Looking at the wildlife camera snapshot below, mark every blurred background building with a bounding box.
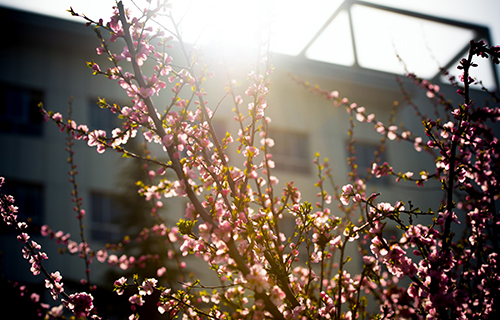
[0,0,498,318]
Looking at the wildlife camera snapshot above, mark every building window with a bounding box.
[90,192,123,243]
[269,129,311,174]
[0,180,44,230]
[88,99,121,135]
[0,83,44,136]
[353,142,389,185]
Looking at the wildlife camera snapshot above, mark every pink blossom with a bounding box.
[96,249,108,263]
[30,292,40,303]
[63,292,94,318]
[387,125,398,140]
[45,271,64,300]
[129,294,144,306]
[270,286,286,306]
[139,278,157,296]
[157,267,166,277]
[246,264,270,293]
[108,254,118,265]
[67,240,78,254]
[52,112,63,122]
[87,130,106,147]
[340,184,353,205]
[48,305,64,318]
[372,162,393,178]
[92,63,101,73]
[114,277,127,295]
[269,176,279,185]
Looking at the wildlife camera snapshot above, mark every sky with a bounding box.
[1,0,499,88]
[1,0,498,45]
[0,0,497,42]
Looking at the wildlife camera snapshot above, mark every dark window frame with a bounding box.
[268,128,311,175]
[88,98,122,135]
[0,179,44,231]
[0,83,44,136]
[351,141,390,186]
[89,192,124,243]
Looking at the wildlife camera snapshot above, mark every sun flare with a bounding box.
[165,0,343,54]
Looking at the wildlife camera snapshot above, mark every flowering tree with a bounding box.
[1,1,499,319]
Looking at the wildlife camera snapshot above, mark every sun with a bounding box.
[166,0,275,50]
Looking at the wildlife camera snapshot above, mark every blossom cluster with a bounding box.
[1,1,499,319]
[1,177,99,319]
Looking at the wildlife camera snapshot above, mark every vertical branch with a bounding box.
[116,2,287,317]
[66,98,92,288]
[442,43,473,256]
[336,237,348,320]
[117,1,213,226]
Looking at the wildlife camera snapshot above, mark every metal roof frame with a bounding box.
[297,0,499,90]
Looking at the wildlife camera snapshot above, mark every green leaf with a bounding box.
[177,218,197,236]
